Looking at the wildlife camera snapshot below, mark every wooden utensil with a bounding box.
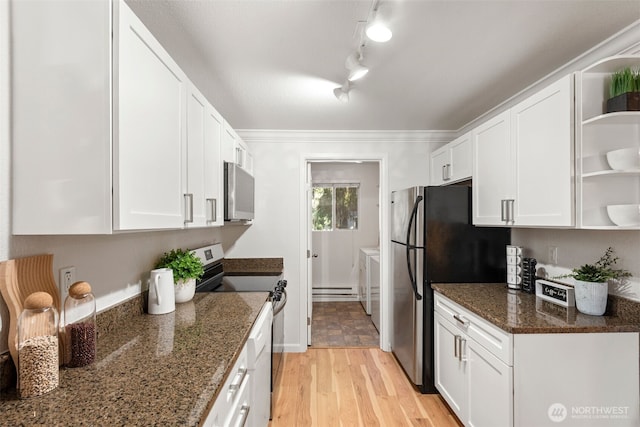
[0,254,61,366]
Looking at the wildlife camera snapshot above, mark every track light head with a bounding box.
[345,53,369,81]
[366,4,392,42]
[333,81,350,102]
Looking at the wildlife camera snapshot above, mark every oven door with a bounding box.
[270,288,286,419]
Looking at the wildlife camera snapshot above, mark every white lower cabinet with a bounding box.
[435,292,639,427]
[204,302,271,427]
[435,297,513,427]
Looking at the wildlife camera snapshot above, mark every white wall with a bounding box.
[0,0,10,354]
[230,134,447,352]
[311,162,379,298]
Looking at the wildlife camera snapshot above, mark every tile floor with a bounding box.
[311,301,380,347]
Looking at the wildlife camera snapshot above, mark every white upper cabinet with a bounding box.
[114,0,188,230]
[222,120,253,175]
[12,0,224,234]
[185,83,209,227]
[473,75,574,227]
[430,132,472,186]
[12,0,113,234]
[510,74,574,227]
[473,111,513,226]
[576,56,640,229]
[204,103,225,227]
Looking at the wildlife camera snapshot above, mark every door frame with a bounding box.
[299,153,390,351]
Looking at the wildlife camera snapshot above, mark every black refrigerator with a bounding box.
[391,185,510,393]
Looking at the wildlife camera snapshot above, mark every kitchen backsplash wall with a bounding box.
[512,229,640,302]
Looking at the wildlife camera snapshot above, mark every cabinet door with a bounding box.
[115,1,188,230]
[467,339,513,427]
[186,83,208,227]
[430,146,451,186]
[449,132,472,183]
[434,313,467,422]
[472,111,514,225]
[512,74,574,227]
[222,120,237,164]
[204,105,224,226]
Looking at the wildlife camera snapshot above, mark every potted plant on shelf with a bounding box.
[559,247,630,316]
[154,249,204,303]
[606,67,640,113]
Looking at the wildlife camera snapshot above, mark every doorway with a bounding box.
[303,157,387,349]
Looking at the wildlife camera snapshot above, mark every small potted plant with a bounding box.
[606,67,640,113]
[154,249,204,303]
[559,247,630,316]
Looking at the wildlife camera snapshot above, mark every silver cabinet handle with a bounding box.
[236,147,243,168]
[184,193,194,224]
[501,199,507,222]
[206,198,216,223]
[459,337,467,362]
[507,199,515,223]
[442,164,452,181]
[454,335,460,358]
[453,313,469,326]
[234,404,250,427]
[228,367,247,398]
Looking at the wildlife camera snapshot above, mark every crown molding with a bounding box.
[236,129,455,144]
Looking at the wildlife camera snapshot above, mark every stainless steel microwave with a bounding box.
[224,162,255,221]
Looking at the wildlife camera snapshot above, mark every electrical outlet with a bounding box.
[548,246,558,265]
[59,266,76,291]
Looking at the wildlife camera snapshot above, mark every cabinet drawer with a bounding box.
[225,371,251,427]
[435,293,512,365]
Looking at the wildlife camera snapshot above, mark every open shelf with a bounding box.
[583,111,640,126]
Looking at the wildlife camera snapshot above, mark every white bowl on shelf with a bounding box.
[606,148,640,171]
[606,204,640,227]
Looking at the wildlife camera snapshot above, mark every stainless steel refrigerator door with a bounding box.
[391,187,424,386]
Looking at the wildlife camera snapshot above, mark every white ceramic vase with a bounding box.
[573,279,608,316]
[174,278,196,304]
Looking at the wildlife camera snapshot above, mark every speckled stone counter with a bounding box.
[0,292,269,426]
[223,257,283,276]
[432,283,640,334]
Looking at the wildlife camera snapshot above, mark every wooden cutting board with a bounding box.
[0,254,62,366]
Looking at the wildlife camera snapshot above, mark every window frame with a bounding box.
[311,182,360,232]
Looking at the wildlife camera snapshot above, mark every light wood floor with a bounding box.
[269,348,463,427]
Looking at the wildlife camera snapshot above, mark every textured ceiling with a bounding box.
[127,0,640,131]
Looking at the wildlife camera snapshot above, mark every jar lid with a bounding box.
[69,281,92,298]
[24,291,53,309]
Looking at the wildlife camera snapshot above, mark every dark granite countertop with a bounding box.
[0,292,269,426]
[223,257,283,276]
[432,283,640,334]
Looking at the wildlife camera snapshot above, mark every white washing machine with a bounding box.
[358,247,380,315]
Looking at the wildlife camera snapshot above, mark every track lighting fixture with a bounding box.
[333,81,350,102]
[345,52,369,81]
[366,3,392,42]
[332,0,392,102]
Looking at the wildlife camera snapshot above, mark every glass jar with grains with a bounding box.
[17,291,59,398]
[63,281,97,368]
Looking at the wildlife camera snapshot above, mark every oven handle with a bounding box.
[273,289,287,316]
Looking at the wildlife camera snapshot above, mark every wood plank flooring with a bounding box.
[270,348,463,427]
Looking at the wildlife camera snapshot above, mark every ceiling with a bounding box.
[127,0,640,131]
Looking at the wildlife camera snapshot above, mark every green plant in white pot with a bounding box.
[154,249,204,303]
[561,247,630,316]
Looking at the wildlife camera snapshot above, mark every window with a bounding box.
[312,183,359,231]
